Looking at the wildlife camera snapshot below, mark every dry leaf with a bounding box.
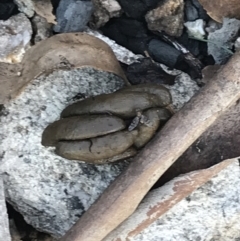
[198,0,240,22]
[0,32,127,104]
[33,0,57,24]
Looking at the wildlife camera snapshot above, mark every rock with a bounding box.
[122,57,176,85]
[54,0,93,33]
[0,68,127,237]
[208,18,240,64]
[148,39,181,68]
[0,13,32,63]
[90,0,122,29]
[184,0,199,21]
[13,0,56,24]
[32,14,53,43]
[0,178,11,241]
[0,40,199,238]
[163,69,200,110]
[235,37,240,51]
[0,32,130,237]
[33,0,56,25]
[133,159,240,241]
[14,0,35,17]
[184,0,209,21]
[103,158,238,241]
[184,19,206,39]
[205,19,222,33]
[145,0,184,37]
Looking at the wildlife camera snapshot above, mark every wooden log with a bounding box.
[59,52,240,241]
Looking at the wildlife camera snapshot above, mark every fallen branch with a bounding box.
[59,52,240,241]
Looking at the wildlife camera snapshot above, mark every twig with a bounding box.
[59,52,240,241]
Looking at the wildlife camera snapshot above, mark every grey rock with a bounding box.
[0,13,32,63]
[0,68,127,237]
[208,18,240,64]
[14,0,35,17]
[90,0,122,29]
[148,39,181,68]
[133,159,240,241]
[166,71,199,110]
[0,27,200,238]
[235,37,240,51]
[32,14,53,44]
[184,19,206,39]
[0,61,199,238]
[184,0,199,21]
[0,178,11,241]
[54,0,94,33]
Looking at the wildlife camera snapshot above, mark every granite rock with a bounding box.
[14,0,34,17]
[133,159,240,241]
[0,28,200,237]
[90,0,122,29]
[0,61,198,238]
[54,0,93,33]
[0,13,32,63]
[0,68,126,237]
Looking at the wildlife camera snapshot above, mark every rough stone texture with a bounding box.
[145,0,184,37]
[0,178,11,241]
[0,13,32,63]
[184,0,199,21]
[90,0,122,29]
[14,0,35,17]
[133,159,240,241]
[163,69,200,110]
[184,19,206,39]
[208,18,240,64]
[0,68,127,237]
[32,14,53,43]
[103,159,236,241]
[0,63,198,237]
[54,0,93,33]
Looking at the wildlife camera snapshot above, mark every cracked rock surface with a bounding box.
[133,159,240,241]
[0,68,127,237]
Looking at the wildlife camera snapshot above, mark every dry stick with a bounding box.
[59,52,240,241]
